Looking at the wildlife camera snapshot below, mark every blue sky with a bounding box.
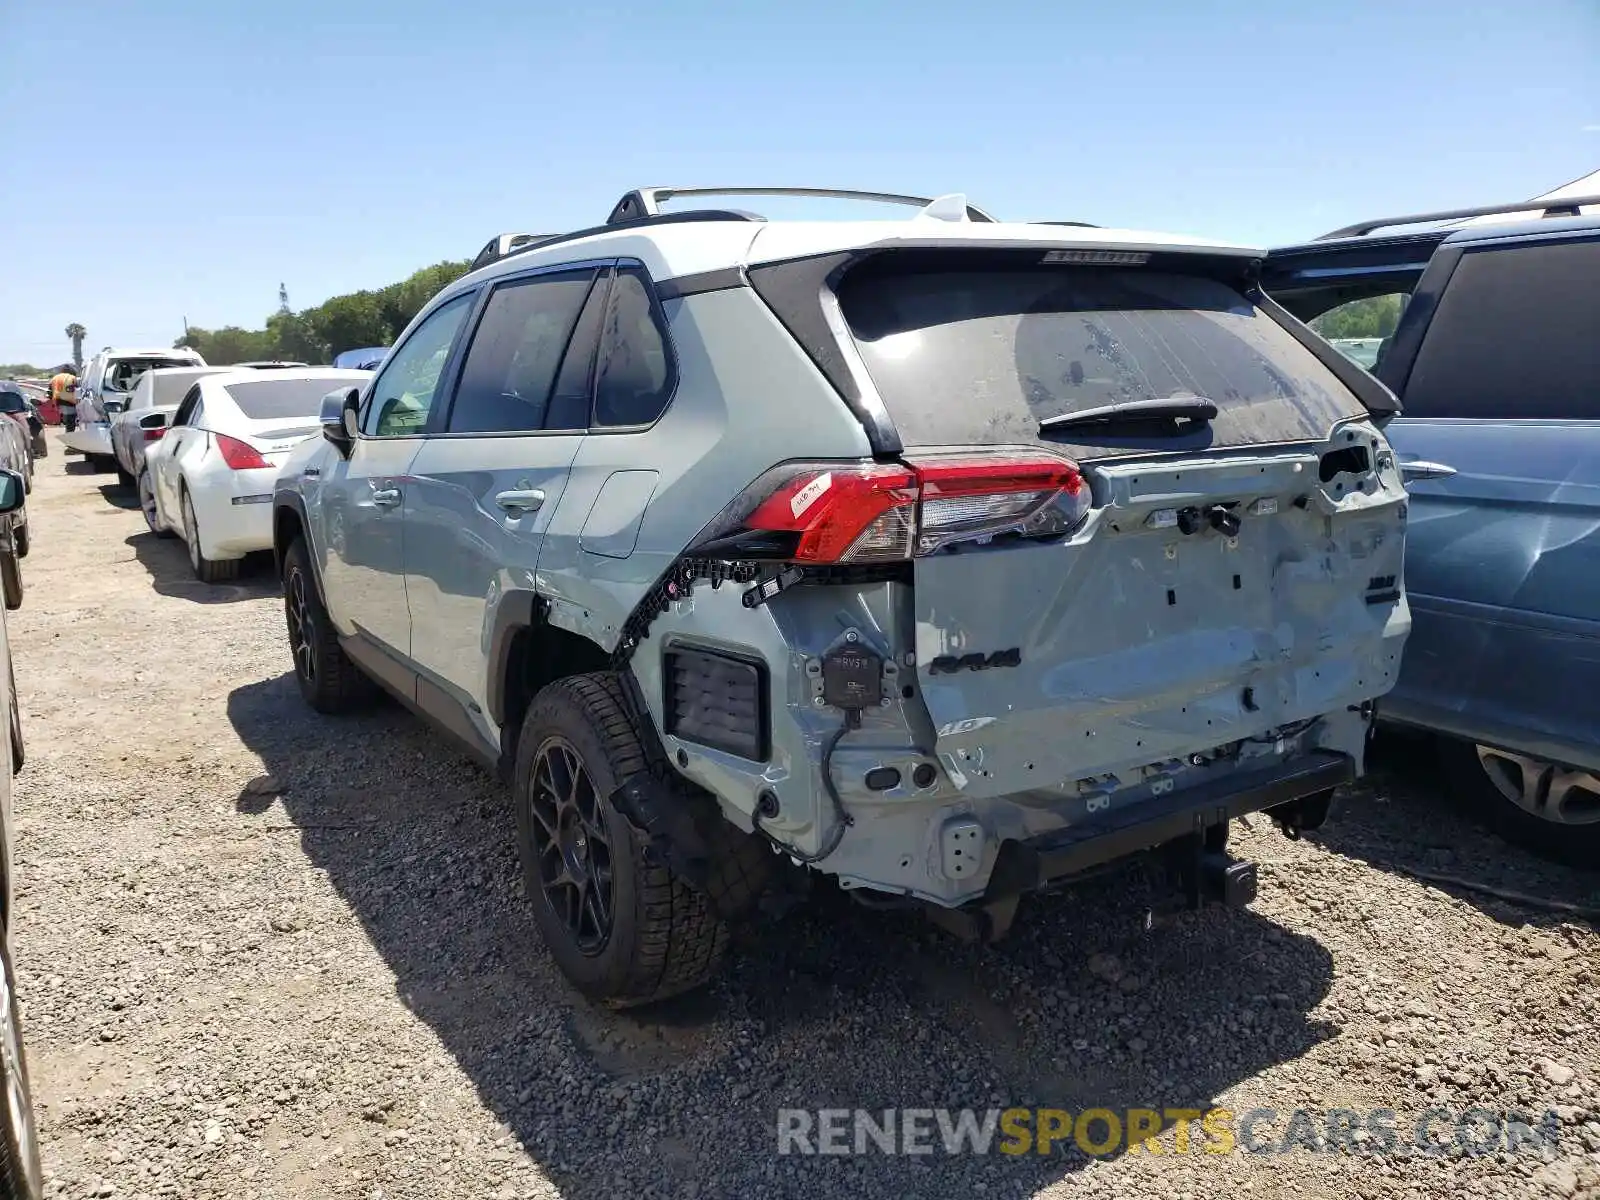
[1,0,1595,366]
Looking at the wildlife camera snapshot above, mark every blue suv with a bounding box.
[1266,193,1600,867]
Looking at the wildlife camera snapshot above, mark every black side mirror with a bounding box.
[321,387,361,457]
[0,470,22,516]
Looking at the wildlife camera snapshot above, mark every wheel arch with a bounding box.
[489,592,613,772]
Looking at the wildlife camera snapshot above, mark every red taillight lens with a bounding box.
[733,453,1087,564]
[214,433,269,470]
[142,428,165,442]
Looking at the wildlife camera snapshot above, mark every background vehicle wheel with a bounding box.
[114,463,134,489]
[137,471,170,539]
[0,553,20,612]
[513,673,727,1008]
[180,489,239,584]
[283,538,373,714]
[89,454,114,474]
[11,523,25,562]
[8,657,21,776]
[0,938,43,1199]
[1439,737,1600,869]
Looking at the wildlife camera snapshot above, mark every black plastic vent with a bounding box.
[664,648,770,762]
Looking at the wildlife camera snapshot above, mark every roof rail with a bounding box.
[605,187,997,225]
[469,232,560,272]
[1317,194,1600,240]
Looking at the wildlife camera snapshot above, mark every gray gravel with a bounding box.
[11,437,1600,1199]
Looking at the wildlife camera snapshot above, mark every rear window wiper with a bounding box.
[1038,396,1218,435]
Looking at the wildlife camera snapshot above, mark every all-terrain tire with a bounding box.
[283,537,375,715]
[514,673,728,1007]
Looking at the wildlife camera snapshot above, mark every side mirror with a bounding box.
[0,470,22,516]
[321,387,360,457]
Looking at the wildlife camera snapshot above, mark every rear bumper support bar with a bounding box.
[984,751,1354,898]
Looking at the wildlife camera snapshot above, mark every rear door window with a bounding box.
[446,269,597,434]
[1401,239,1600,419]
[592,268,676,428]
[837,255,1366,456]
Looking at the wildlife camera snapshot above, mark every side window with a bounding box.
[171,385,202,427]
[446,270,596,434]
[1309,294,1407,372]
[1403,239,1600,419]
[364,293,475,436]
[593,267,675,427]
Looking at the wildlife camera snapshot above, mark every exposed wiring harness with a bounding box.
[755,710,859,865]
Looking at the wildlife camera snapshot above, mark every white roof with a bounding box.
[200,367,372,390]
[458,215,1260,288]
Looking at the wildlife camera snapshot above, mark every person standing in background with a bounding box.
[49,369,78,431]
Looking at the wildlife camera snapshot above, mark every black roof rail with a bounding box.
[1317,194,1600,240]
[606,186,997,225]
[1037,220,1102,229]
[468,211,766,273]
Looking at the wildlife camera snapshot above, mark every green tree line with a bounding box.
[1309,294,1403,340]
[176,260,472,365]
[0,363,45,378]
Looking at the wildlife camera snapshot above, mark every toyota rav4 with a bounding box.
[273,186,1410,1007]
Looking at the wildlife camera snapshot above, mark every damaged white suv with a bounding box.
[274,187,1410,1006]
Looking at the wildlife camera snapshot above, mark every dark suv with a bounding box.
[1266,193,1600,866]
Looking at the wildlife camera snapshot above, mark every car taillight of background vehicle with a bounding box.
[214,433,270,470]
[143,428,166,442]
[732,453,1089,563]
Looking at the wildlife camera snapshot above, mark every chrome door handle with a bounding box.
[495,488,545,514]
[371,487,402,508]
[1400,460,1456,482]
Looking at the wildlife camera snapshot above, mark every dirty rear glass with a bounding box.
[838,262,1365,455]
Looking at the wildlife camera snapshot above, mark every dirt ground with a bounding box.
[9,432,1600,1199]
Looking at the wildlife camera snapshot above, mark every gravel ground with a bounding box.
[10,433,1600,1199]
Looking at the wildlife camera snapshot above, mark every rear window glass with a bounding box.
[838,263,1364,453]
[0,391,26,413]
[106,358,194,392]
[223,378,350,421]
[150,372,209,406]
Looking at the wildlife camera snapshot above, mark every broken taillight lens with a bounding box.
[712,452,1088,564]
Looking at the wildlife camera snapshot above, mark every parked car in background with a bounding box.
[67,346,207,471]
[0,466,42,1198]
[0,388,40,469]
[0,434,25,611]
[332,347,388,371]
[1265,192,1600,867]
[146,368,372,581]
[273,185,1409,1007]
[110,366,233,489]
[0,411,30,499]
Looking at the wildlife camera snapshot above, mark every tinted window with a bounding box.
[0,391,26,414]
[448,271,595,433]
[546,271,612,431]
[1402,239,1600,420]
[172,386,202,427]
[223,377,358,421]
[365,293,474,436]
[593,268,675,427]
[838,259,1365,456]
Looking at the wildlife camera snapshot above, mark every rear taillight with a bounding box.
[143,428,165,442]
[708,453,1088,564]
[214,433,269,470]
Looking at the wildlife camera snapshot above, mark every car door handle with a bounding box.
[371,487,402,508]
[1400,460,1457,482]
[495,489,545,515]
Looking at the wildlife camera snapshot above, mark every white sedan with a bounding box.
[144,368,372,582]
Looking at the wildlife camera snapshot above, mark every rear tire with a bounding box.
[180,488,239,584]
[115,463,134,489]
[0,552,20,612]
[1439,736,1600,869]
[513,673,728,1008]
[89,454,114,474]
[283,537,374,714]
[138,471,170,538]
[0,939,42,1199]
